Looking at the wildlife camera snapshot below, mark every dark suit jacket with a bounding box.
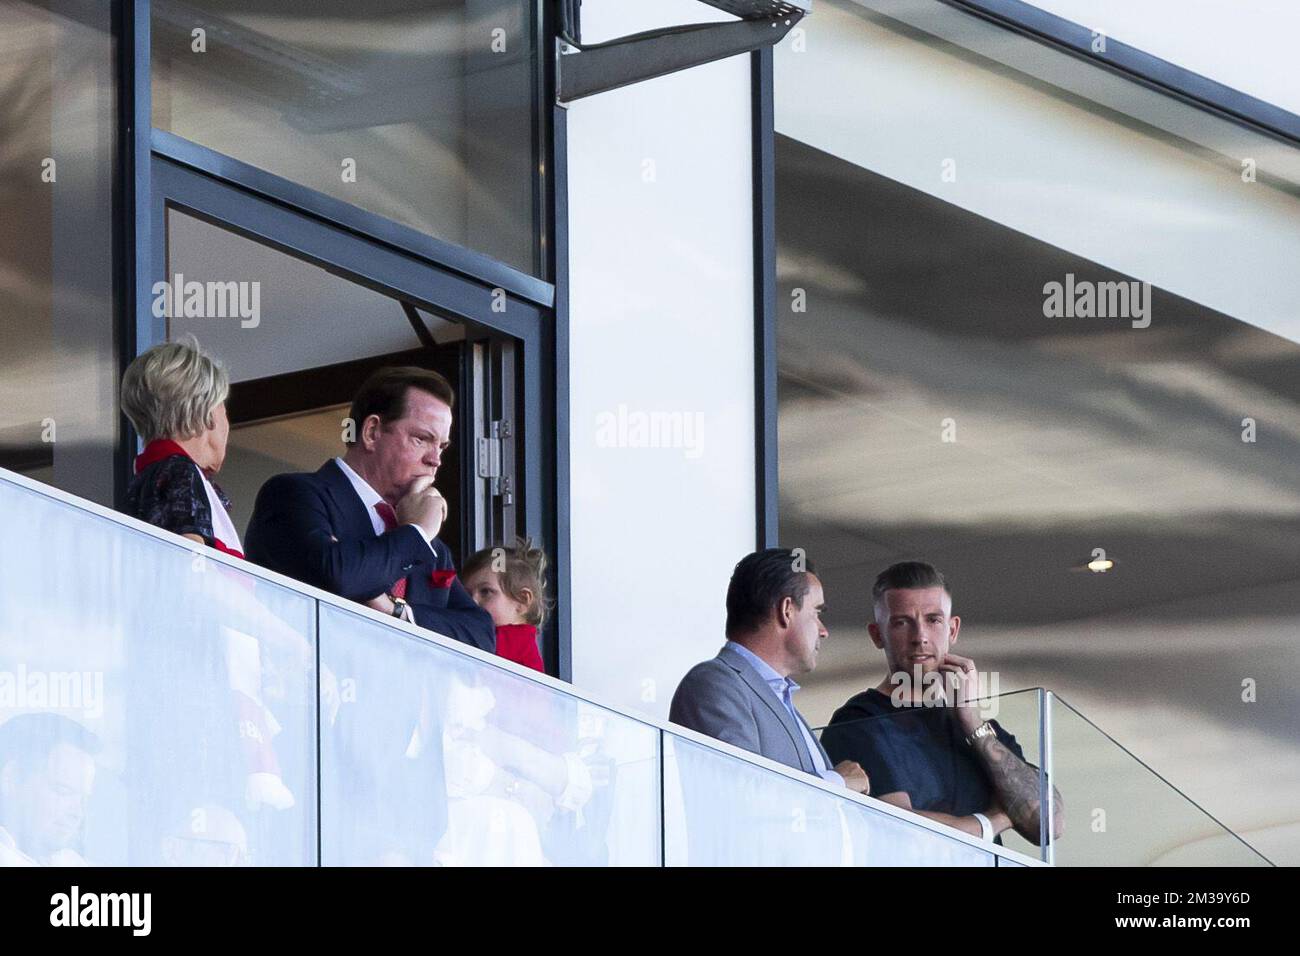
[670,641,833,777]
[244,460,495,652]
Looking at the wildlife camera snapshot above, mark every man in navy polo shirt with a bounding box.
[822,561,1062,846]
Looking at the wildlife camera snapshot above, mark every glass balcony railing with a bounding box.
[317,601,662,866]
[1045,694,1271,866]
[815,689,1272,866]
[0,465,1037,866]
[0,470,317,866]
[663,732,996,866]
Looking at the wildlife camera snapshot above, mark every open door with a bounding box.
[157,205,522,571]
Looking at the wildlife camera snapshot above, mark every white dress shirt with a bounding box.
[333,457,436,550]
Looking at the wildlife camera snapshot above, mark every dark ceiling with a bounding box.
[775,133,1300,628]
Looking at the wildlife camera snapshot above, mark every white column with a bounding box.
[565,0,758,718]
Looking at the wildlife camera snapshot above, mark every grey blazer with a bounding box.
[669,641,834,777]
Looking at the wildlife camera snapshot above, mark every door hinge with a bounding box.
[477,420,511,502]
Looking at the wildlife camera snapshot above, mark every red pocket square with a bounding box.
[430,570,457,589]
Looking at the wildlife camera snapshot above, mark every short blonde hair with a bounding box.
[120,338,229,443]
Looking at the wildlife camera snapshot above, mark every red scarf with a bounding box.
[134,439,244,559]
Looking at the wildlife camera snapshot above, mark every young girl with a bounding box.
[462,539,551,673]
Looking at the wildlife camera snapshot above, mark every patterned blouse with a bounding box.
[125,440,242,557]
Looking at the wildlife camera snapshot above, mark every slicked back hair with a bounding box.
[871,561,950,618]
[725,548,817,640]
[347,366,455,447]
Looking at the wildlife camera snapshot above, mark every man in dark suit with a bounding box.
[244,366,494,652]
[670,548,867,791]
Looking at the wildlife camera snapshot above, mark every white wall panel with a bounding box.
[566,1,757,717]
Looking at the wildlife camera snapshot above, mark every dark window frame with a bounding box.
[116,0,569,678]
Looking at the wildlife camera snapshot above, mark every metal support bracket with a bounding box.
[557,0,809,104]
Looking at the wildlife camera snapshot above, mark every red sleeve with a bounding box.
[495,626,545,672]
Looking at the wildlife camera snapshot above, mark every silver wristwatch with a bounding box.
[965,721,995,747]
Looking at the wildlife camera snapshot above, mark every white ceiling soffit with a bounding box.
[848,0,1300,187]
[1027,0,1300,118]
[775,0,1300,346]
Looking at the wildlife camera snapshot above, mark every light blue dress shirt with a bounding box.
[727,642,844,787]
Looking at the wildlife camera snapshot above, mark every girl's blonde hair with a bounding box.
[463,537,552,628]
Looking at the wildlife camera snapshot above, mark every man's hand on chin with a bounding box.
[939,652,984,736]
[396,476,447,540]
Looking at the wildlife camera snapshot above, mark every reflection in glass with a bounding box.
[152,0,539,274]
[1048,695,1269,866]
[663,734,994,866]
[0,0,117,505]
[319,603,661,866]
[0,475,317,866]
[776,0,1300,863]
[165,210,428,386]
[0,474,1050,867]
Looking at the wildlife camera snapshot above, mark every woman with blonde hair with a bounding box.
[120,337,241,556]
[120,339,298,812]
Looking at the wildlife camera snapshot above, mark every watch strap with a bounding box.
[965,720,995,747]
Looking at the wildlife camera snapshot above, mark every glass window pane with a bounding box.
[164,209,428,383]
[152,0,539,275]
[775,0,1300,863]
[0,473,317,866]
[319,603,661,866]
[0,0,117,505]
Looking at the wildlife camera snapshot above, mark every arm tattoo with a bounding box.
[972,736,1064,844]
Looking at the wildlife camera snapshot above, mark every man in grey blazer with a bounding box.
[670,549,869,793]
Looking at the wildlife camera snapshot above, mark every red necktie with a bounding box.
[373,502,408,599]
